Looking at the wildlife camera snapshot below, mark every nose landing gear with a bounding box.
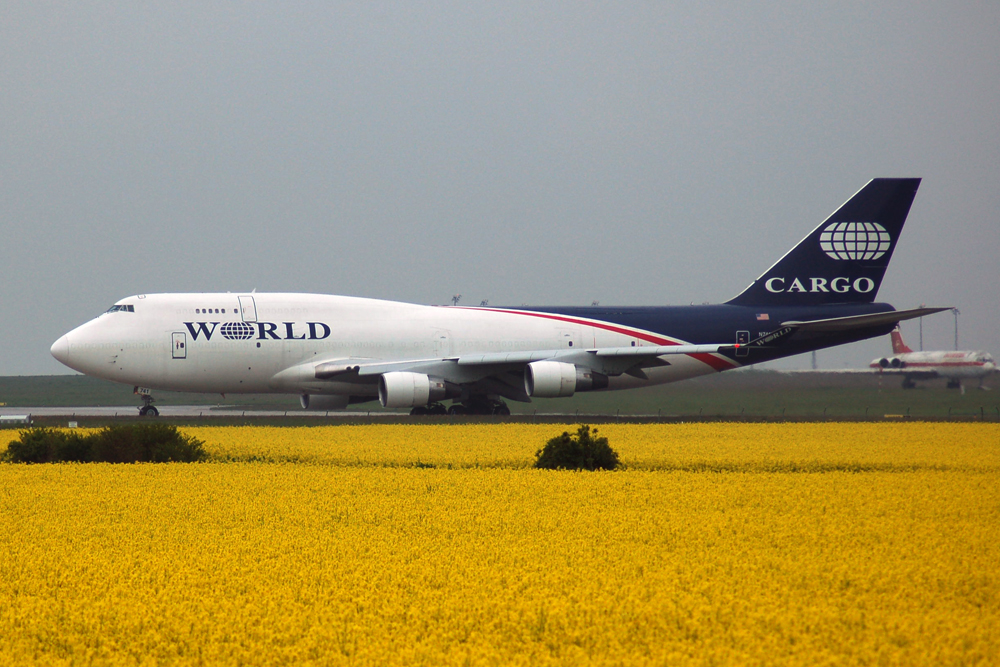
[134,387,159,417]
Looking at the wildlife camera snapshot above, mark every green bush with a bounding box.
[3,428,89,463]
[534,425,620,471]
[4,424,206,463]
[90,424,207,463]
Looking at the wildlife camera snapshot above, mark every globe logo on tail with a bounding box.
[819,222,891,260]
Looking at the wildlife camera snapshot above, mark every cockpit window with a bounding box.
[105,304,135,313]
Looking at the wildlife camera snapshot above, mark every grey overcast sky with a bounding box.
[2,2,998,376]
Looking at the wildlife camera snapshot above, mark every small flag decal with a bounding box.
[756,313,769,321]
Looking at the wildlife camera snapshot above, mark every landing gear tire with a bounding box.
[410,406,429,416]
[901,378,916,390]
[427,403,447,415]
[453,398,510,416]
[138,392,158,417]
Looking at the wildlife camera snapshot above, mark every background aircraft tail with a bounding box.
[727,178,921,307]
[890,326,914,354]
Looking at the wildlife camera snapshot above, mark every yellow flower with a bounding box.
[0,423,997,665]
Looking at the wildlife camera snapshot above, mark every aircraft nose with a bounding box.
[51,334,71,366]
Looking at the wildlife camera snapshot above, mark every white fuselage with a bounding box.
[51,293,726,398]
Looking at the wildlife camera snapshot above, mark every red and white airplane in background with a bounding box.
[871,327,997,392]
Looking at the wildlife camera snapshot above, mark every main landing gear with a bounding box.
[410,399,511,416]
[409,403,448,416]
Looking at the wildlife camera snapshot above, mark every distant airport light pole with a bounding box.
[919,303,925,351]
[952,308,960,350]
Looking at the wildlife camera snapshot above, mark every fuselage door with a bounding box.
[238,296,258,323]
[433,329,453,358]
[558,328,581,349]
[172,332,187,359]
[736,330,750,357]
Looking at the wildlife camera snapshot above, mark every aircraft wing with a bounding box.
[277,306,951,402]
[316,343,736,379]
[455,343,735,367]
[870,368,941,379]
[276,342,739,403]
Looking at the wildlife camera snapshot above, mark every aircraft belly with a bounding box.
[605,355,724,390]
[942,365,989,379]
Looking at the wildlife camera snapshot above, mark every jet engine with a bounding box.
[878,358,905,369]
[378,372,460,408]
[524,361,609,398]
[300,394,351,410]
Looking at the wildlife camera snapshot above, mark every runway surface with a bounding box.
[0,406,380,418]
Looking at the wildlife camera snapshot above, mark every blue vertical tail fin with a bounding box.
[726,178,920,307]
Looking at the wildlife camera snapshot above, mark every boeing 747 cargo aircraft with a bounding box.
[52,178,947,415]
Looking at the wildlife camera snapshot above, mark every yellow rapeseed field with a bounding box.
[1,423,998,665]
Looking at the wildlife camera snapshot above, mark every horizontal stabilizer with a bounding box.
[781,306,950,332]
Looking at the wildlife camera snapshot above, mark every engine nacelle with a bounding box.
[378,372,459,408]
[300,394,351,410]
[524,361,608,398]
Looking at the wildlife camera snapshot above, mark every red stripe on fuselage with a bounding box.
[897,361,986,368]
[688,352,737,372]
[449,307,738,371]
